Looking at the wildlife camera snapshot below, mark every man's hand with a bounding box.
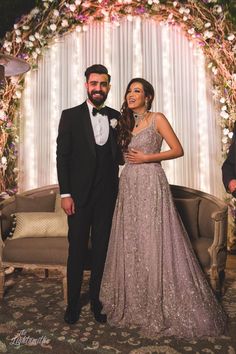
[228,179,236,193]
[61,197,75,215]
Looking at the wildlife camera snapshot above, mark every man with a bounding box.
[222,127,236,197]
[56,64,121,325]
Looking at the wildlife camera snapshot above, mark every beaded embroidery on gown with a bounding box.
[100,113,227,339]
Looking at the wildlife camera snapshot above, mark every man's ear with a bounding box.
[85,82,88,90]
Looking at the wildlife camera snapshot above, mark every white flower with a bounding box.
[15,29,21,36]
[212,66,218,75]
[204,22,211,28]
[1,156,7,165]
[69,4,76,12]
[223,128,229,135]
[204,30,214,39]
[221,105,227,111]
[0,110,7,120]
[75,0,81,5]
[220,111,229,119]
[16,37,22,43]
[29,35,35,42]
[25,41,34,48]
[188,28,195,35]
[228,132,234,139]
[62,19,69,27]
[30,8,40,16]
[53,9,59,17]
[228,34,235,41]
[15,90,22,98]
[110,119,118,129]
[50,24,57,31]
[35,32,40,39]
[3,41,12,48]
[23,25,30,30]
[222,136,228,144]
[220,97,226,103]
[173,1,178,7]
[213,5,222,14]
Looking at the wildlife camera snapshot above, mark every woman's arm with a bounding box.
[125,113,184,164]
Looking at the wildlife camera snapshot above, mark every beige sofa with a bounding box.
[0,184,228,300]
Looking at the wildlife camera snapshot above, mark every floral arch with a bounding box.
[0,0,235,195]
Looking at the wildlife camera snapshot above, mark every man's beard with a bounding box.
[87,90,108,107]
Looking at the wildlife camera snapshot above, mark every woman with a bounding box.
[100,78,227,338]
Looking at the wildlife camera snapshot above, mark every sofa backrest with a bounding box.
[170,184,227,240]
[0,185,59,239]
[1,184,227,242]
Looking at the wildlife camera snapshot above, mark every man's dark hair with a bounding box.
[84,64,111,83]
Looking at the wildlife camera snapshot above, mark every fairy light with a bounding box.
[49,41,60,185]
[161,23,173,180]
[72,30,84,106]
[20,72,36,190]
[132,16,142,77]
[196,47,210,192]
[104,21,112,106]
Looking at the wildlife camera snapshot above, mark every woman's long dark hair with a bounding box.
[117,78,155,151]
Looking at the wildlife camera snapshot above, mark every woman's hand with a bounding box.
[125,149,147,164]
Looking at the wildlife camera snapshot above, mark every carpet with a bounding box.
[0,269,236,354]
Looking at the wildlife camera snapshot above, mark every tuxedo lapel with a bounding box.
[106,109,117,160]
[80,102,96,156]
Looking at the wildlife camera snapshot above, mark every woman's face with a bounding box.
[126,82,146,113]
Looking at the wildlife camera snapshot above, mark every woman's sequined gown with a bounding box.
[100,113,227,339]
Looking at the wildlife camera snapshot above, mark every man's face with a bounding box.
[85,73,110,107]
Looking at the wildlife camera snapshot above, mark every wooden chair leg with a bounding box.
[0,267,5,299]
[209,265,222,295]
[45,269,49,278]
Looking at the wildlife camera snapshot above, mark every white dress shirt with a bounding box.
[61,101,109,198]
[87,100,109,146]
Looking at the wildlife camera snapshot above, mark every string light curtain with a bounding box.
[20,18,223,197]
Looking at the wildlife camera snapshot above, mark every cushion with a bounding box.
[174,197,201,241]
[15,192,56,212]
[10,209,68,239]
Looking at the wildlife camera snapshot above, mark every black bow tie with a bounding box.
[92,107,107,116]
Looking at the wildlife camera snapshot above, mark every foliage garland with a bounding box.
[0,0,235,195]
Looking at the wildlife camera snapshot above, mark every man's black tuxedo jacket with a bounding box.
[222,136,236,192]
[56,101,121,207]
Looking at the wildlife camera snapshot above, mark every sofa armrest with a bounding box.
[208,211,227,264]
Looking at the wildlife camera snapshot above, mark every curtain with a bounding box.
[20,18,223,198]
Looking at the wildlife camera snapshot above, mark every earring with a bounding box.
[145,99,148,110]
